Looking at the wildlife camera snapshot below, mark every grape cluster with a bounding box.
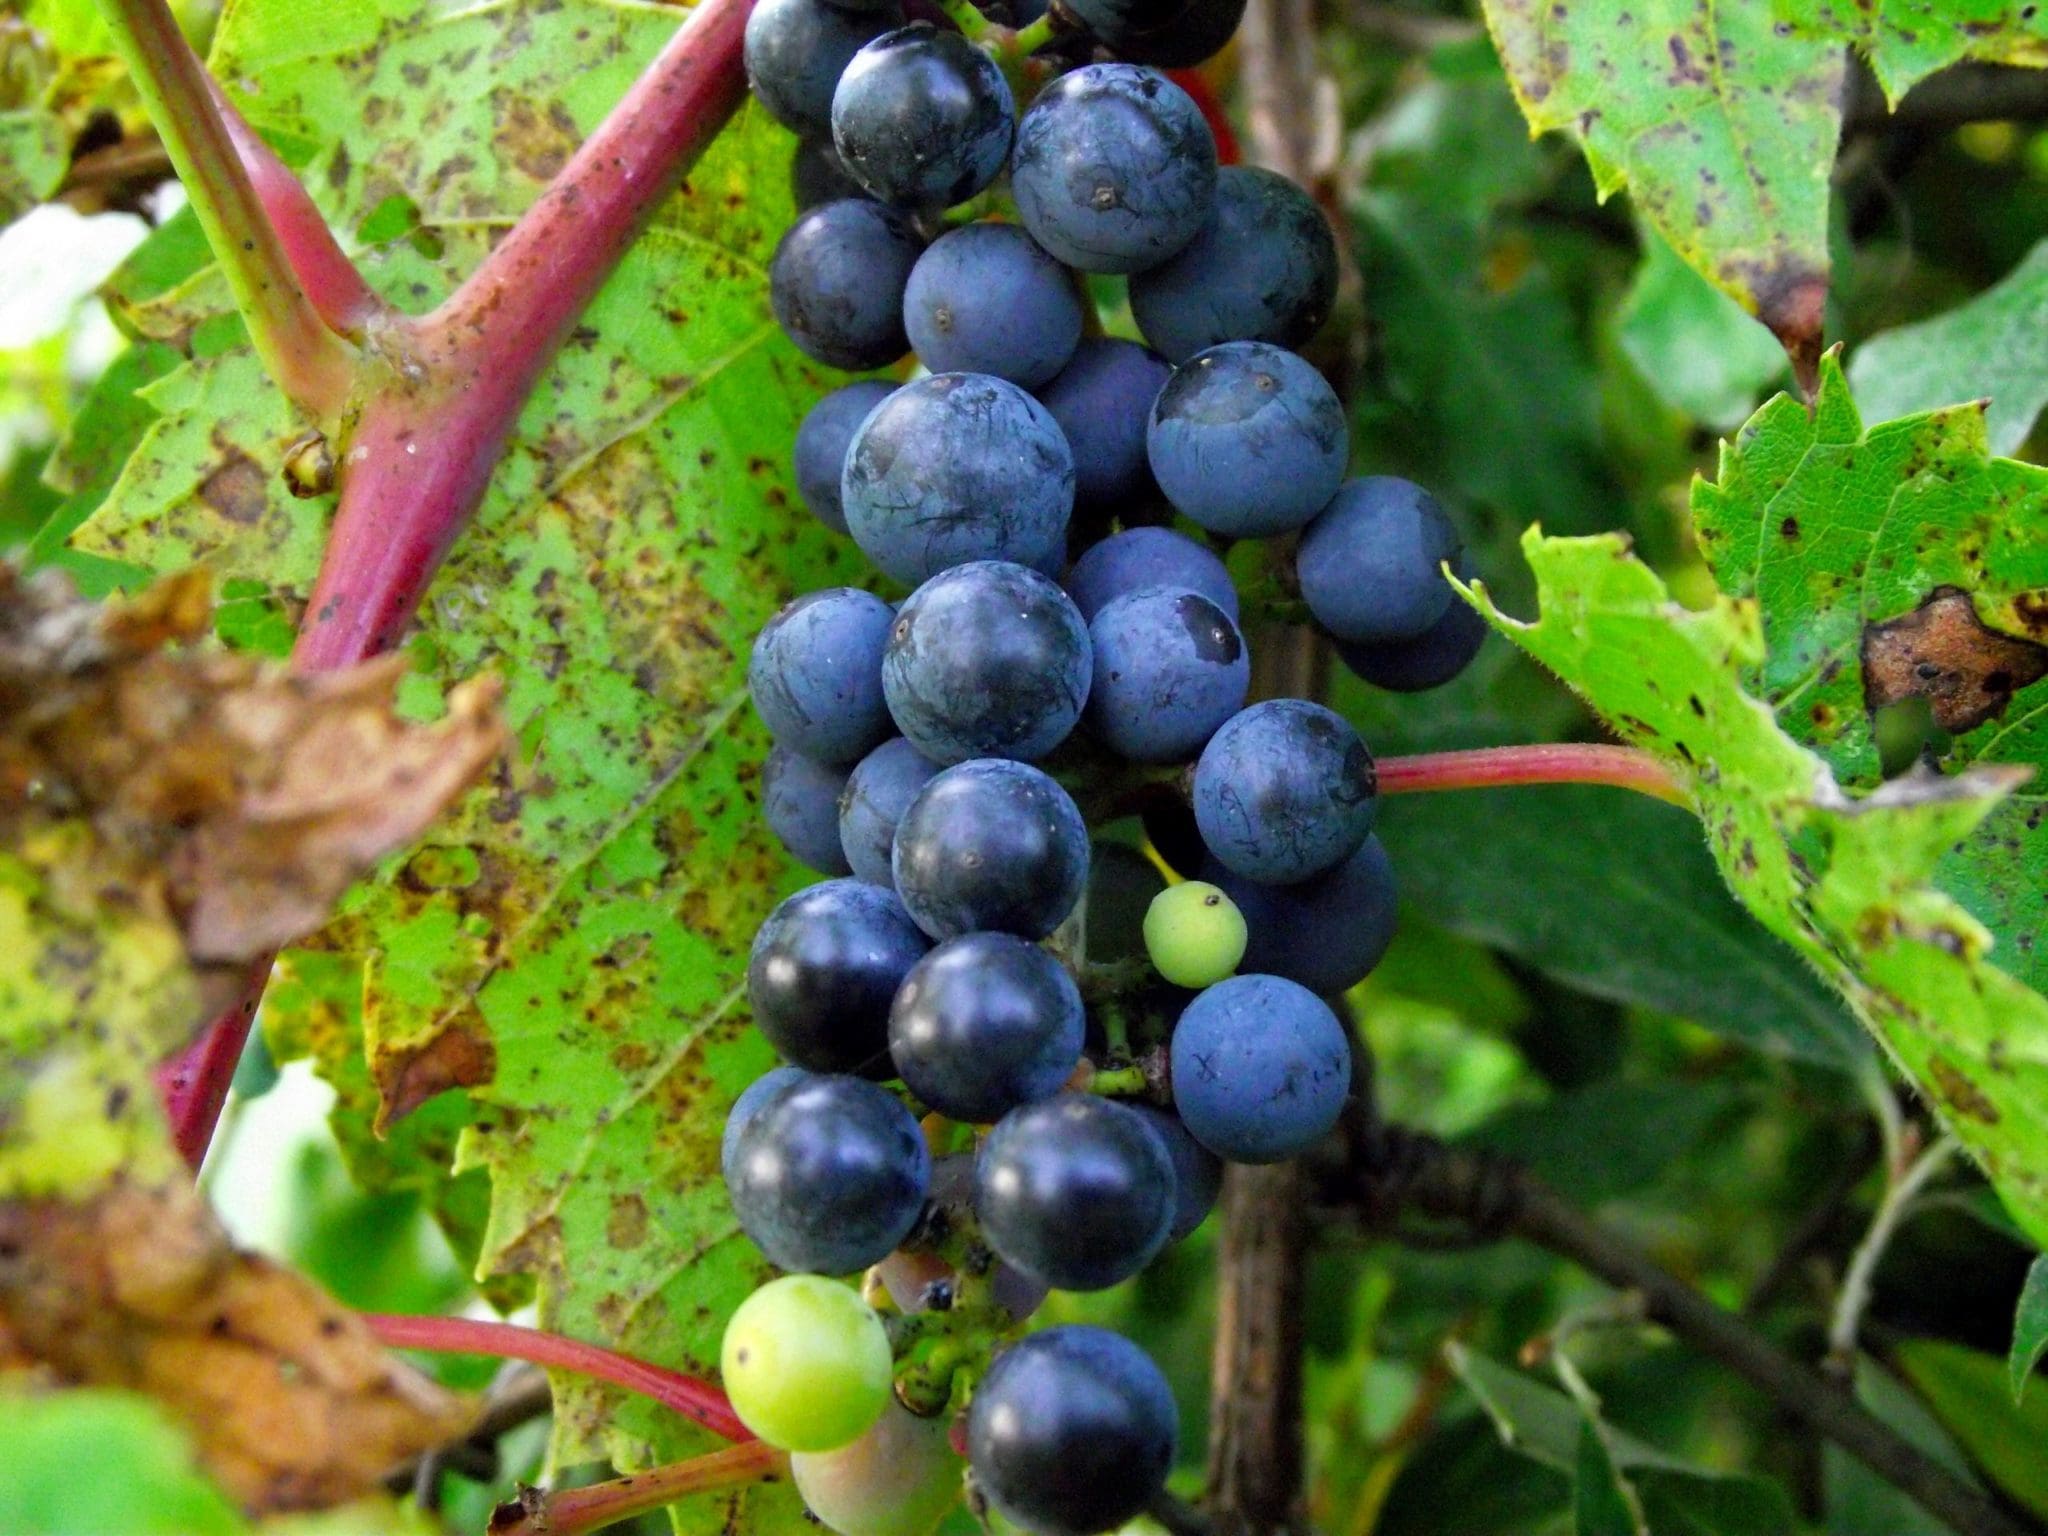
[720,4,1483,1531]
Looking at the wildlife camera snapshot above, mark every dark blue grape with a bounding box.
[1192,699,1375,883]
[1298,476,1462,644]
[1201,834,1397,996]
[1170,973,1351,1162]
[770,199,923,370]
[790,137,869,211]
[794,381,893,534]
[749,587,894,766]
[975,1094,1174,1290]
[721,1065,810,1184]
[1147,342,1347,537]
[1085,585,1248,763]
[744,0,902,137]
[1061,0,1183,46]
[842,376,1074,586]
[1035,339,1173,514]
[838,736,943,887]
[967,1328,1176,1536]
[725,1073,932,1274]
[832,25,1015,208]
[748,879,930,1073]
[763,746,854,875]
[882,561,1091,763]
[1129,166,1338,362]
[889,932,1084,1121]
[892,759,1088,940]
[1334,572,1486,692]
[1010,64,1217,274]
[904,224,1084,387]
[1129,1104,1223,1240]
[1063,525,1236,623]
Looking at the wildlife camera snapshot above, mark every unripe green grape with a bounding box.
[791,1396,963,1536]
[721,1276,893,1452]
[1142,881,1247,988]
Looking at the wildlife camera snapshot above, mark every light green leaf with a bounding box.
[1848,238,2048,458]
[1477,0,1842,363]
[1774,0,2048,102]
[2012,1254,2048,1402]
[1690,352,2048,992]
[1618,230,1789,431]
[1463,525,2048,1246]
[69,0,853,1524]
[0,1389,244,1536]
[0,110,67,225]
[1895,1339,2048,1518]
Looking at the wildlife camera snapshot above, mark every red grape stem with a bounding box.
[138,0,759,1168]
[1376,744,1689,807]
[486,1440,788,1536]
[363,1312,752,1443]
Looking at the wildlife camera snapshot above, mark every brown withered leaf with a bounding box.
[1862,587,2048,735]
[0,1174,474,1512]
[0,563,506,969]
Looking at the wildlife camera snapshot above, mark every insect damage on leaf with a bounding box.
[0,563,507,984]
[1862,588,2048,734]
[0,1174,474,1513]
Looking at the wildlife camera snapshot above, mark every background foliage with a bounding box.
[2,0,2047,1532]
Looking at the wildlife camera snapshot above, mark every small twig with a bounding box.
[1826,1132,1961,1374]
[364,1312,750,1443]
[1323,1124,2042,1536]
[94,0,359,418]
[487,1440,787,1536]
[386,1366,554,1495]
[1376,745,1690,808]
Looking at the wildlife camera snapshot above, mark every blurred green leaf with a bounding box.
[1896,1339,2048,1518]
[2012,1254,2048,1402]
[1376,785,1867,1069]
[1573,1422,1641,1536]
[1465,1078,1742,1204]
[1467,521,2048,1245]
[1479,0,1841,359]
[0,110,65,225]
[1848,238,2048,458]
[1618,231,1788,431]
[0,1389,243,1536]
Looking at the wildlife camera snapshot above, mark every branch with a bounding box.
[364,1312,751,1443]
[208,79,379,334]
[1321,1125,2043,1536]
[487,1441,787,1536]
[94,0,359,419]
[1376,744,1690,808]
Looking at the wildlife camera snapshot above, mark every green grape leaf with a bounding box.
[1462,525,2048,1246]
[67,0,857,1522]
[1689,352,2048,992]
[1774,0,2048,102]
[1848,238,2048,459]
[2011,1254,2048,1403]
[1477,0,1843,370]
[1618,229,1789,432]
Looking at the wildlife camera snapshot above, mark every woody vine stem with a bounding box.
[91,5,2010,1536]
